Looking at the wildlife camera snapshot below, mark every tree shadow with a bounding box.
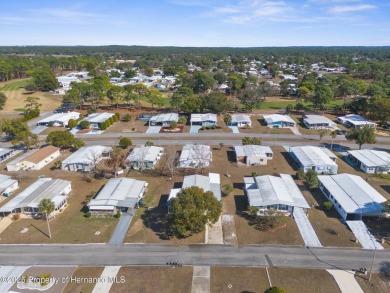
[30,223,50,239]
[379,261,390,280]
[379,185,390,196]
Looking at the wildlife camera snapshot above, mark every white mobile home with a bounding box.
[289,146,338,174]
[263,114,296,128]
[7,146,60,172]
[126,146,164,170]
[337,114,376,129]
[303,115,337,129]
[234,145,273,166]
[179,144,212,168]
[149,113,178,126]
[318,174,386,220]
[61,145,111,172]
[0,178,71,216]
[83,112,115,130]
[348,150,390,174]
[0,148,16,163]
[228,114,252,127]
[88,178,147,216]
[245,174,310,214]
[169,173,221,201]
[0,174,19,198]
[37,112,81,127]
[190,113,217,126]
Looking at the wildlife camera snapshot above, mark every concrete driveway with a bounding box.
[108,213,133,245]
[293,207,322,247]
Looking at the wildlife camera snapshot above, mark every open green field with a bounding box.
[0,79,31,91]
[261,99,344,110]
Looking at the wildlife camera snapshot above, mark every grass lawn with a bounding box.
[63,266,104,293]
[0,79,31,91]
[110,266,193,293]
[211,267,270,293]
[268,268,342,293]
[355,272,390,293]
[260,99,345,111]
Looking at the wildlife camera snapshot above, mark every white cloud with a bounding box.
[329,4,376,13]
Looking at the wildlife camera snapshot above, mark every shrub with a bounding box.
[86,177,92,183]
[178,116,187,125]
[251,171,258,177]
[169,121,177,129]
[68,119,77,129]
[108,117,114,125]
[115,112,120,120]
[119,137,132,149]
[100,121,107,130]
[112,115,118,122]
[39,273,52,286]
[53,160,62,169]
[123,114,132,122]
[296,169,305,180]
[114,210,121,218]
[323,201,333,211]
[305,169,319,189]
[12,213,21,221]
[79,120,90,129]
[84,211,91,218]
[222,184,233,196]
[264,287,288,293]
[145,141,154,146]
[87,107,96,114]
[78,114,84,121]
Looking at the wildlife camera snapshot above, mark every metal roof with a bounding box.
[88,178,147,209]
[245,174,310,208]
[318,174,386,214]
[234,145,273,158]
[84,112,115,124]
[338,114,376,127]
[190,113,217,123]
[303,115,336,126]
[179,144,211,167]
[0,174,16,194]
[0,148,14,158]
[149,113,178,123]
[38,112,80,124]
[231,114,251,124]
[126,146,164,162]
[0,178,71,212]
[290,146,337,167]
[62,145,112,165]
[168,173,221,201]
[263,114,295,124]
[348,150,390,167]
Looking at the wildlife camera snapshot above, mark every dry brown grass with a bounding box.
[63,267,104,293]
[355,272,390,293]
[110,266,193,293]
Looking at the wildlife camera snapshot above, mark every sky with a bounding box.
[0,0,389,47]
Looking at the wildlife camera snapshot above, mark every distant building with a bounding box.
[87,178,148,217]
[149,113,179,126]
[0,148,17,163]
[303,115,337,129]
[61,145,111,172]
[0,174,19,198]
[190,113,217,127]
[234,145,273,166]
[337,114,376,129]
[289,146,338,174]
[263,114,296,128]
[84,112,115,130]
[7,146,60,172]
[318,174,387,221]
[0,178,71,216]
[228,114,252,127]
[37,112,81,127]
[169,173,221,201]
[245,174,310,214]
[179,144,212,168]
[348,150,390,174]
[126,146,164,170]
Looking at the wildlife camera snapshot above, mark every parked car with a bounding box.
[336,130,347,135]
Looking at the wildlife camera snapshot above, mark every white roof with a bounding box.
[38,112,80,124]
[338,114,376,126]
[0,178,71,212]
[348,150,390,168]
[62,145,112,165]
[190,113,217,123]
[231,114,251,124]
[169,173,221,201]
[0,148,14,157]
[179,144,211,166]
[263,114,295,124]
[290,146,337,167]
[246,174,310,208]
[84,112,115,124]
[318,174,386,214]
[0,174,17,194]
[149,113,178,123]
[88,178,147,208]
[126,146,164,162]
[234,145,273,158]
[57,76,80,83]
[303,115,336,126]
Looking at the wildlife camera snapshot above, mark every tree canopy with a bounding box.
[46,131,85,149]
[345,126,376,150]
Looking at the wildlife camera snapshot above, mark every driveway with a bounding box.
[92,266,121,293]
[0,266,30,292]
[146,126,161,134]
[108,213,133,245]
[31,125,47,134]
[228,126,239,133]
[189,125,202,134]
[293,207,322,247]
[205,216,223,244]
[191,266,210,293]
[346,221,384,250]
[327,270,364,293]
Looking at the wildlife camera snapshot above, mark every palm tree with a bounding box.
[330,130,337,150]
[38,199,55,239]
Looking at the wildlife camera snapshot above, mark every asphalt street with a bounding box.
[0,244,389,272]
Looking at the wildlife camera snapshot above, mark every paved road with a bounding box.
[0,244,388,272]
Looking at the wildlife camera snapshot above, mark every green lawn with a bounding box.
[261,99,344,110]
[0,79,31,91]
[139,95,171,108]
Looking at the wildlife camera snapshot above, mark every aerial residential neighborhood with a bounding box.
[0,1,389,293]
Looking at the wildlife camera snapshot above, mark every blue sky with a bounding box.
[0,0,389,46]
